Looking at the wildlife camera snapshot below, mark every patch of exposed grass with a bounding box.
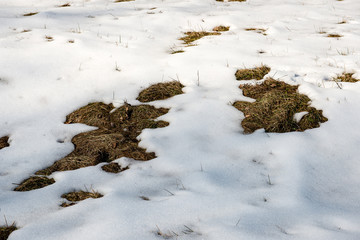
[233,78,328,133]
[114,0,134,2]
[58,3,71,7]
[235,65,271,80]
[45,35,54,42]
[213,25,230,32]
[14,176,55,191]
[65,102,114,128]
[137,81,184,102]
[245,28,267,35]
[17,83,184,191]
[23,12,38,17]
[36,104,168,176]
[327,33,342,38]
[179,31,220,45]
[0,136,9,150]
[171,50,184,54]
[61,190,103,207]
[0,223,17,240]
[101,162,129,173]
[334,72,359,82]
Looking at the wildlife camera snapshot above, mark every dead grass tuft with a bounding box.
[137,81,184,102]
[327,33,342,38]
[235,65,271,80]
[213,26,230,32]
[17,83,183,191]
[171,50,184,54]
[14,176,55,191]
[45,35,54,42]
[0,224,17,240]
[233,78,328,133]
[58,3,71,7]
[334,72,359,82]
[179,31,221,45]
[65,102,114,128]
[61,190,103,207]
[0,136,10,150]
[245,28,267,35]
[101,162,129,173]
[114,0,134,2]
[23,12,38,17]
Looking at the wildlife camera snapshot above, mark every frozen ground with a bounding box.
[1,0,360,239]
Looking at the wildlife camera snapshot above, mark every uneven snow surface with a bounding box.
[1,0,360,239]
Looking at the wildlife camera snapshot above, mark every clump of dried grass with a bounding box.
[136,81,184,102]
[16,82,184,191]
[61,190,103,207]
[179,31,221,45]
[334,72,358,82]
[327,33,342,38]
[101,162,129,173]
[23,12,38,17]
[213,26,230,32]
[233,78,328,133]
[0,223,17,240]
[14,176,55,191]
[0,136,9,150]
[65,102,114,128]
[235,65,271,80]
[245,28,267,35]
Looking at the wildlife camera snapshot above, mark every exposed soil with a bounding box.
[14,82,184,191]
[233,78,328,133]
[0,136,9,150]
[235,65,271,80]
[61,190,103,207]
[0,224,17,240]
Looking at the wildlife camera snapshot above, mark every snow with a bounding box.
[1,0,360,239]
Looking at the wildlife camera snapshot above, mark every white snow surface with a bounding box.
[1,0,360,239]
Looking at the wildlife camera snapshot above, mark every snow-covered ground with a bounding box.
[1,0,360,239]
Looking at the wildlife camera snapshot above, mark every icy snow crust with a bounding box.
[1,0,360,239]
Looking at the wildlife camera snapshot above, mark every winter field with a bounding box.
[1,0,360,239]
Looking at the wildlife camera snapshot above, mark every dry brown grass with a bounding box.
[235,65,271,80]
[327,33,342,38]
[101,162,129,173]
[334,72,359,82]
[179,31,221,45]
[23,12,38,16]
[233,78,328,133]
[114,0,134,2]
[245,28,267,35]
[137,81,184,102]
[16,83,184,191]
[0,136,9,150]
[14,176,55,191]
[0,224,17,240]
[61,190,103,207]
[58,3,71,7]
[65,102,114,128]
[213,26,230,32]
